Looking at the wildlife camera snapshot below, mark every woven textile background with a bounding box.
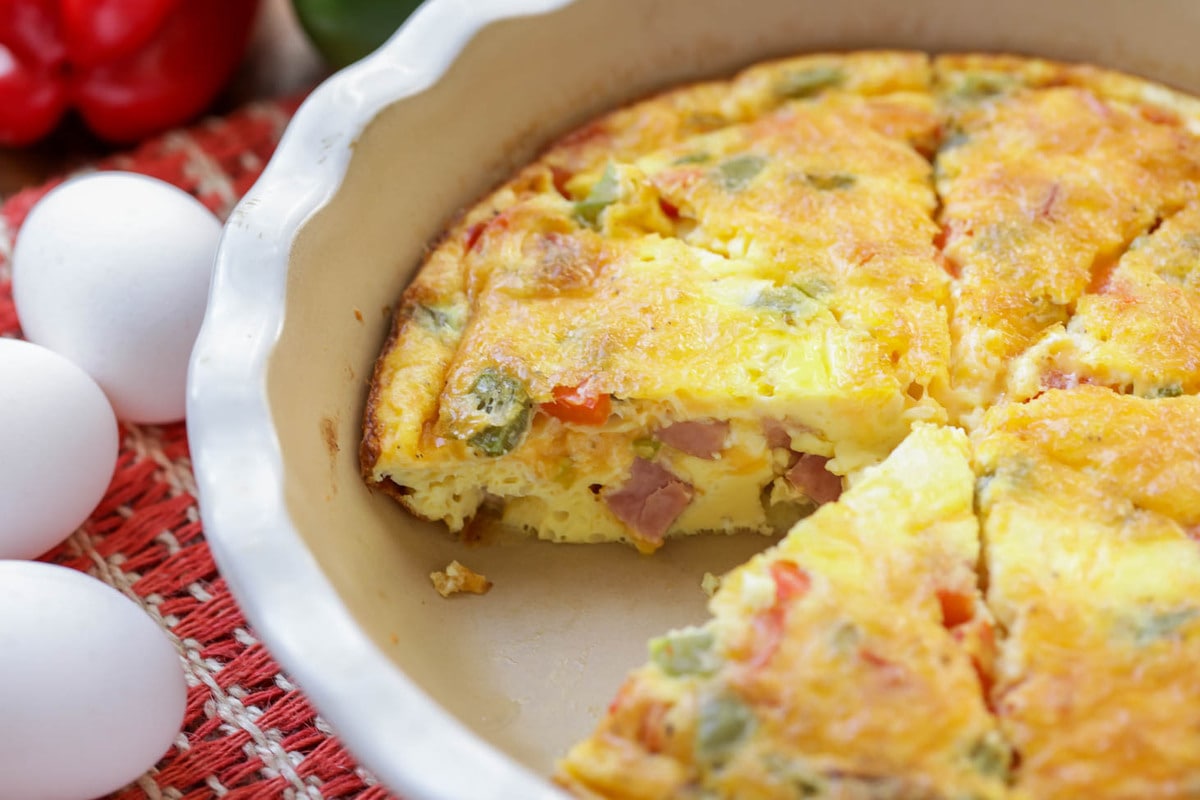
[0,98,399,800]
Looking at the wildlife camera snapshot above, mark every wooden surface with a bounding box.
[0,0,329,198]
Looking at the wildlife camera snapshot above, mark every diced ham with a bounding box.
[654,419,730,459]
[1042,369,1080,391]
[762,418,821,450]
[604,458,694,544]
[785,454,843,505]
[761,417,793,450]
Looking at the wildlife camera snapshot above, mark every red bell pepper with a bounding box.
[0,0,260,146]
[540,384,612,426]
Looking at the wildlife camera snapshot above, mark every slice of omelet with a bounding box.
[973,387,1200,799]
[556,424,1012,800]
[1007,201,1200,400]
[361,53,949,552]
[932,55,1200,425]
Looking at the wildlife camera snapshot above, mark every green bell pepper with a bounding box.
[292,0,425,69]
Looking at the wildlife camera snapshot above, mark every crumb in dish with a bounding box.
[429,560,492,598]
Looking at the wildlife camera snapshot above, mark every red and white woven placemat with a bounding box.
[0,98,399,800]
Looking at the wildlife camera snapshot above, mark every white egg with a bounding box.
[0,561,187,800]
[12,171,222,424]
[0,339,118,559]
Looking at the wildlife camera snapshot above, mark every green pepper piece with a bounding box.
[649,627,720,676]
[953,72,1016,100]
[762,754,824,797]
[1129,608,1198,645]
[804,172,856,191]
[829,621,863,654]
[632,436,662,460]
[411,302,464,334]
[965,731,1013,779]
[673,152,711,165]
[467,369,532,457]
[1151,383,1184,398]
[754,285,820,322]
[292,0,425,69]
[574,163,620,227]
[939,128,970,153]
[696,692,756,762]
[715,154,767,192]
[775,65,845,99]
[794,277,832,298]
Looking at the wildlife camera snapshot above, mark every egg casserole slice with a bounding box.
[933,55,1200,423]
[1006,201,1200,401]
[556,424,1011,800]
[973,388,1200,799]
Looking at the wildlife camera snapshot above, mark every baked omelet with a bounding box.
[361,49,1200,797]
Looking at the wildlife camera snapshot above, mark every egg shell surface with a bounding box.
[0,561,187,800]
[11,171,222,424]
[0,338,118,559]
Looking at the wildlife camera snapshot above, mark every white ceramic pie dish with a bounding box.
[187,1,1200,798]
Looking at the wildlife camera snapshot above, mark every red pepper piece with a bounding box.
[635,700,670,754]
[936,588,975,628]
[462,221,486,253]
[540,384,612,425]
[745,560,811,671]
[770,559,811,602]
[549,165,573,199]
[0,0,260,146]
